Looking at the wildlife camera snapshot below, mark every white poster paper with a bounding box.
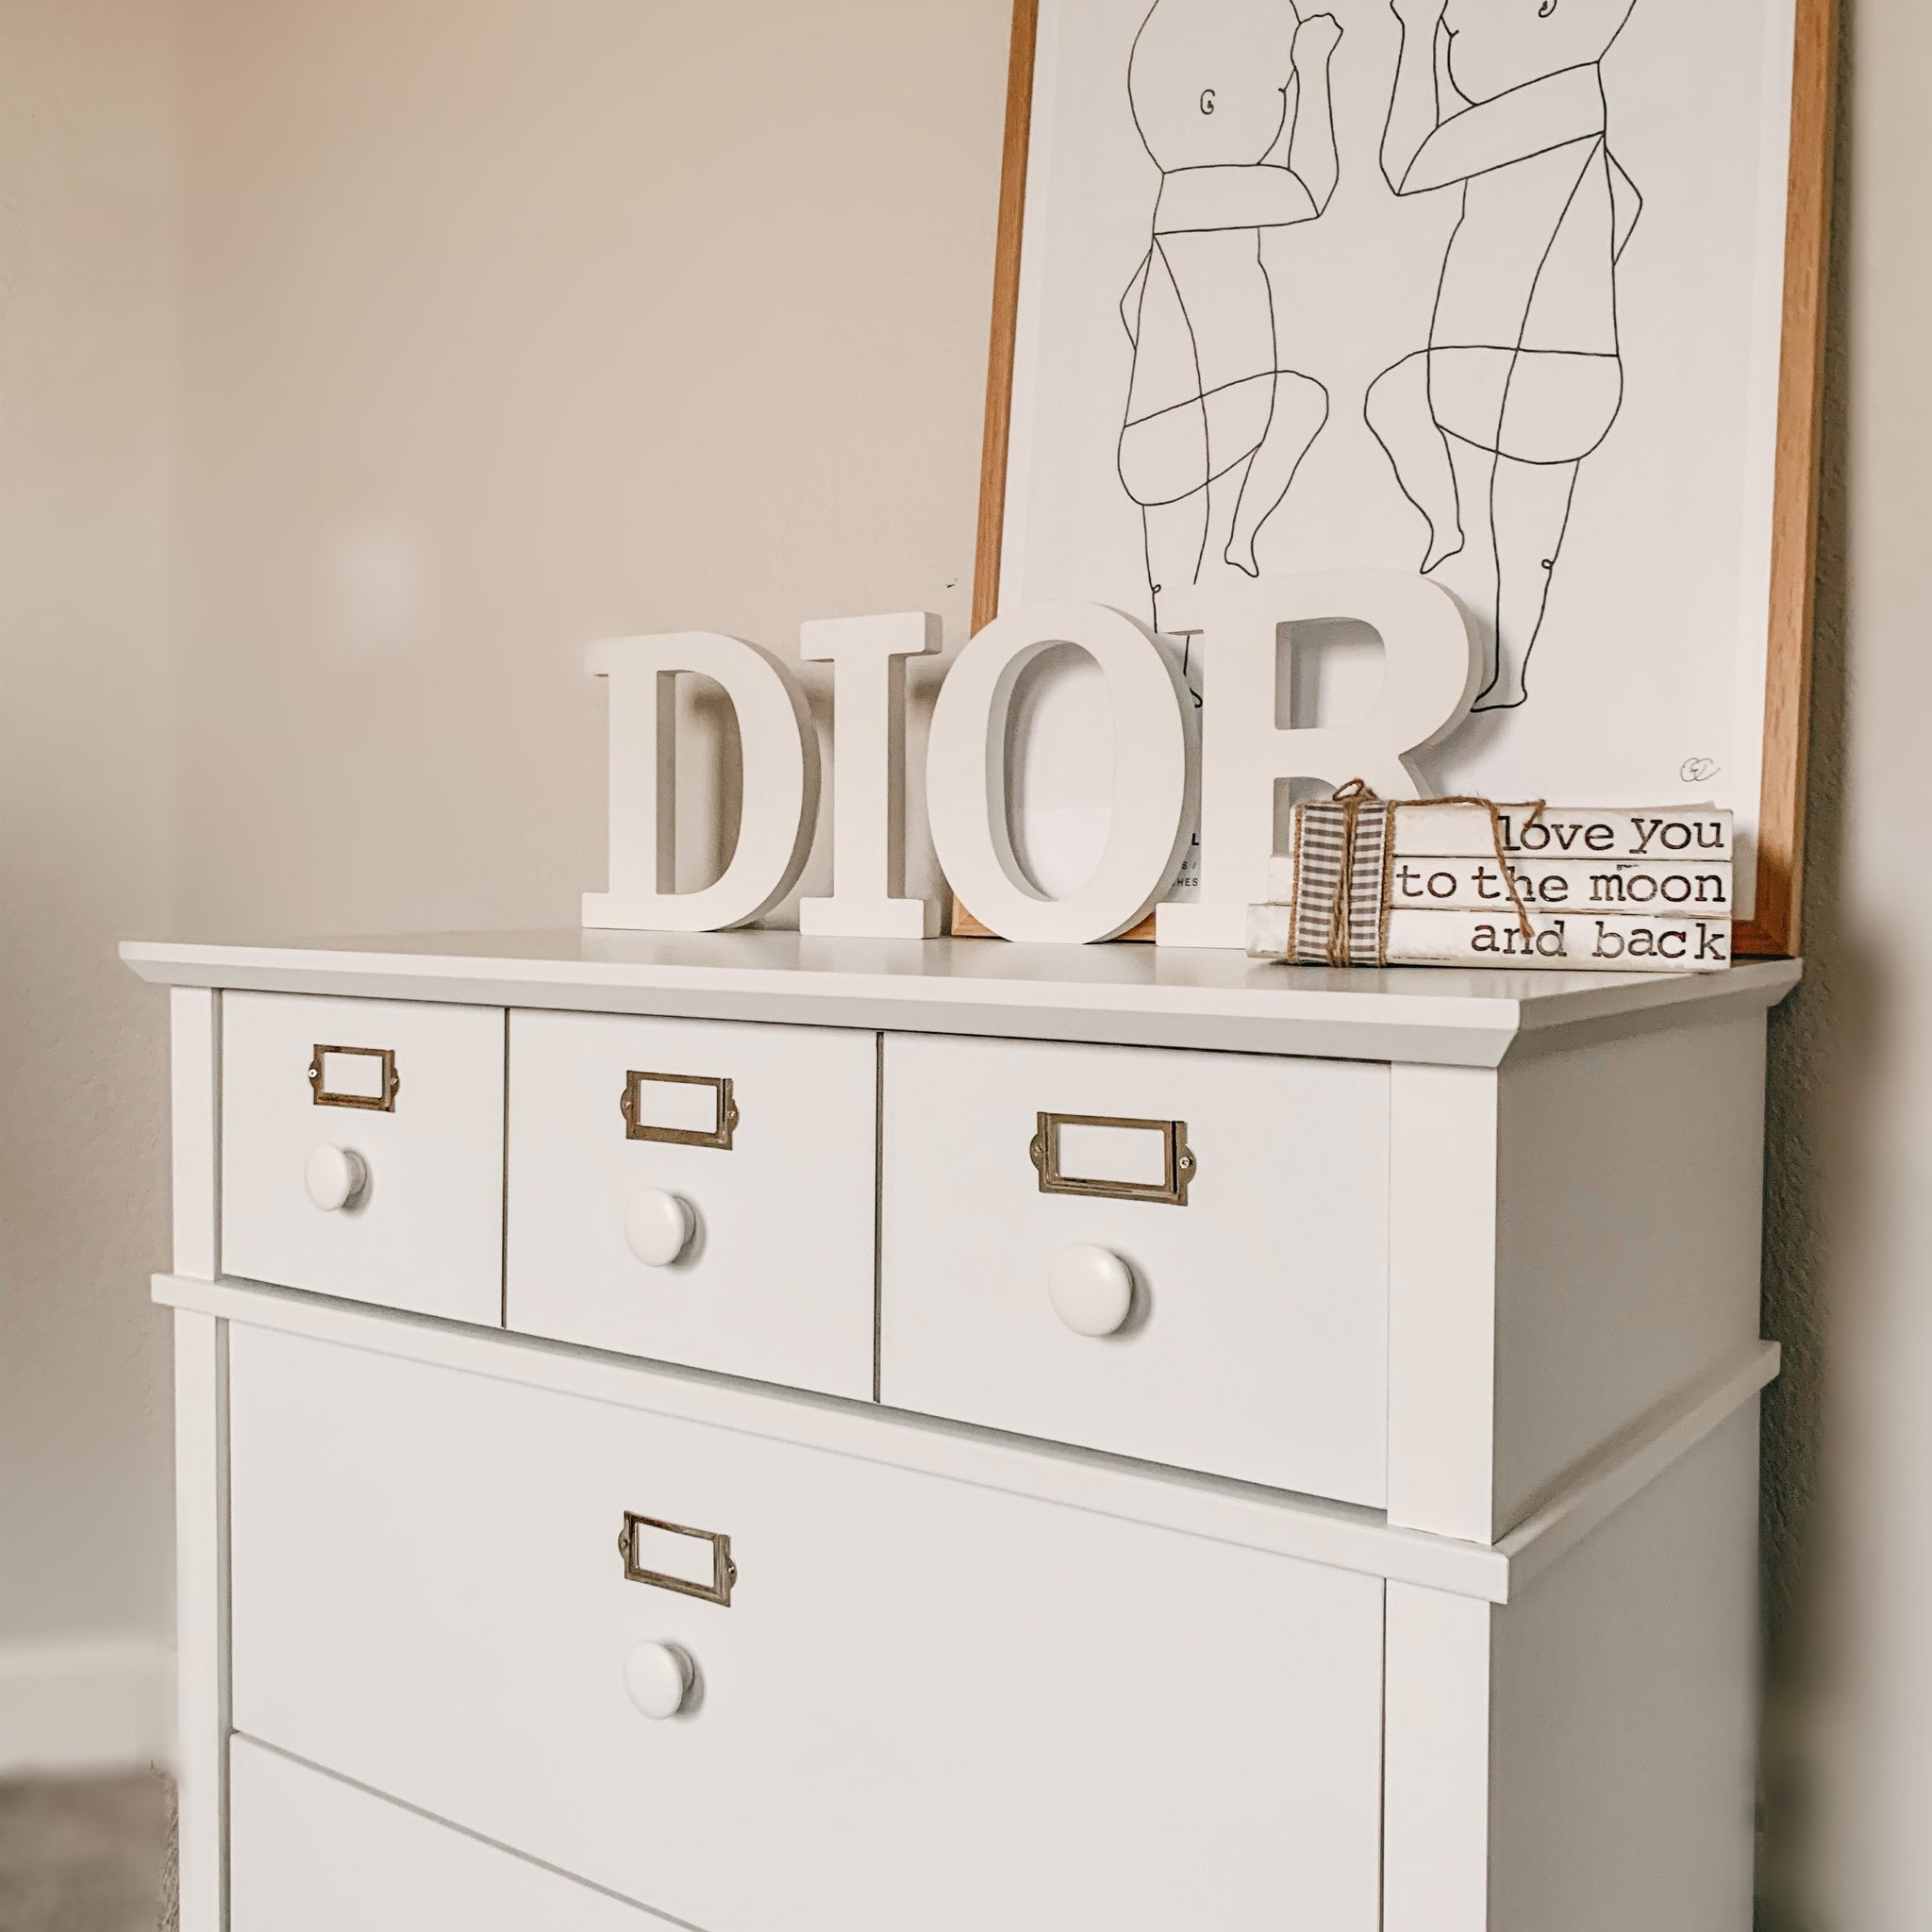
[997,0,1798,915]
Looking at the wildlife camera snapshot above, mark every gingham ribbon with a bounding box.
[1285,783,1541,968]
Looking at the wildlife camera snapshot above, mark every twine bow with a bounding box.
[1312,781,1544,969]
[1323,779,1376,971]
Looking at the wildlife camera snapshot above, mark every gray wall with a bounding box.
[0,0,178,1768]
[1760,6,1932,1925]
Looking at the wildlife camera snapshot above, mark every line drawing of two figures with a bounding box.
[1118,0,1641,711]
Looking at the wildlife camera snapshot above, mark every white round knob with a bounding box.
[1048,1244,1136,1338]
[624,1188,695,1268]
[624,1641,694,1720]
[304,1143,368,1213]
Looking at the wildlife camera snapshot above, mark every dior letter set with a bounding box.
[586,570,1483,949]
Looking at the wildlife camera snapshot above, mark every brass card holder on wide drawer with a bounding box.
[1029,1112,1196,1208]
[308,1044,400,1113]
[619,1512,738,1607]
[620,1071,739,1151]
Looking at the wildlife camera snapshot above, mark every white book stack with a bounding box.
[1248,802,1736,974]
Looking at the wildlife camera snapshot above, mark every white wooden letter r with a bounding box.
[1155,572,1478,950]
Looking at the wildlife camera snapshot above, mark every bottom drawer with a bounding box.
[228,1324,1385,1932]
[229,1737,665,1930]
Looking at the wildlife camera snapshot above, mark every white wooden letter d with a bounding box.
[582,633,821,933]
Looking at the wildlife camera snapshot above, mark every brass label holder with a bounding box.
[308,1044,400,1113]
[1029,1112,1195,1208]
[621,1071,739,1150]
[619,1511,738,1607]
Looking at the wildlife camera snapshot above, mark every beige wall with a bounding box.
[13,6,1932,1922]
[0,0,178,1766]
[172,0,1007,937]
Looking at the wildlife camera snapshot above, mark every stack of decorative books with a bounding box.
[1247,798,1735,974]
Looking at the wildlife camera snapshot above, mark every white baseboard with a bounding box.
[0,1636,174,1775]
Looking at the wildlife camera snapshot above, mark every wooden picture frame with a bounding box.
[965,0,1838,957]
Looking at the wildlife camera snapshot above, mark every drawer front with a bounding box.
[880,1034,1390,1504]
[229,1324,1384,1932]
[221,993,505,1323]
[506,1010,875,1398]
[231,1737,666,1931]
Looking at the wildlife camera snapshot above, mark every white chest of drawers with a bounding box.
[125,930,1798,1932]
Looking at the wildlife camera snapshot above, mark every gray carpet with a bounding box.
[0,1773,172,1932]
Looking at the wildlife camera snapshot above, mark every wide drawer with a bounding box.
[228,1324,1384,1932]
[880,1033,1390,1503]
[506,1010,876,1398]
[230,1737,667,1930]
[220,992,505,1323]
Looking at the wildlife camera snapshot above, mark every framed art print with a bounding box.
[968,0,1835,952]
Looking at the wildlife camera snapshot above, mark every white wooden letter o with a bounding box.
[582,632,821,933]
[925,601,1193,944]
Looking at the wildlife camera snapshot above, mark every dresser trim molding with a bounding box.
[124,934,1801,1071]
[155,1272,1774,1610]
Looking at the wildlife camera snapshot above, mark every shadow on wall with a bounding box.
[1756,2,1856,1923]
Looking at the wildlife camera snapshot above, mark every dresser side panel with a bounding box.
[1492,1014,1769,1531]
[1487,1404,1760,1932]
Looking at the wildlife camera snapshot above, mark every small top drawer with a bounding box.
[220,992,506,1324]
[505,1011,876,1399]
[879,1034,1390,1504]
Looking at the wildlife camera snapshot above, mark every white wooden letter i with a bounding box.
[799,611,941,940]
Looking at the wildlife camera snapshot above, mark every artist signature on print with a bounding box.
[1680,758,1722,784]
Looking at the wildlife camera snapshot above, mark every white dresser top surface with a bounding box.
[123,930,1801,1068]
